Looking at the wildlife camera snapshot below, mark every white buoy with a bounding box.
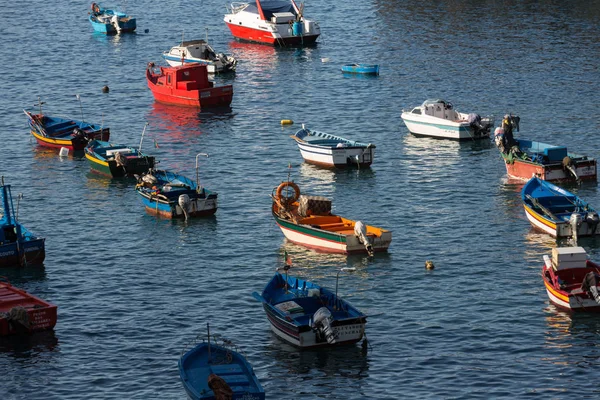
[321,58,330,63]
[59,147,69,157]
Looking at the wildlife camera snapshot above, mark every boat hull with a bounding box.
[85,153,155,178]
[503,156,596,182]
[401,115,488,141]
[89,15,136,34]
[0,239,45,268]
[226,22,319,45]
[296,142,374,168]
[542,256,600,312]
[0,280,57,335]
[137,191,217,219]
[341,65,379,75]
[30,128,110,151]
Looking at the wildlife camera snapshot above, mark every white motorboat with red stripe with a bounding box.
[224,0,320,46]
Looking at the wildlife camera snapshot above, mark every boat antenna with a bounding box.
[35,96,45,114]
[205,27,208,43]
[75,94,84,123]
[181,30,184,46]
[196,153,209,193]
[15,193,23,222]
[335,268,356,310]
[207,322,211,362]
[139,122,149,152]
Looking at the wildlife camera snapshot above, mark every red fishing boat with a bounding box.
[0,278,57,335]
[146,63,233,108]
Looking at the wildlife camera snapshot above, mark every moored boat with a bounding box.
[224,0,320,46]
[495,115,596,182]
[85,140,155,177]
[0,178,46,268]
[253,270,367,348]
[291,126,375,168]
[24,110,110,151]
[271,180,391,255]
[0,277,57,335]
[163,39,237,74]
[341,64,379,75]
[89,2,136,34]
[401,99,494,141]
[135,154,217,219]
[146,63,233,108]
[542,246,600,312]
[179,323,265,400]
[521,177,600,240]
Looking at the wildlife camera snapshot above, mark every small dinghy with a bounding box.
[89,2,136,34]
[521,177,600,239]
[0,277,57,335]
[179,323,265,400]
[85,140,155,177]
[341,63,379,75]
[542,246,600,312]
[253,268,367,348]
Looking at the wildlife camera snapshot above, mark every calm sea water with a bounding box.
[2,0,600,398]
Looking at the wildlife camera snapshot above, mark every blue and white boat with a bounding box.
[135,155,217,219]
[341,63,379,75]
[89,2,136,34]
[163,40,237,74]
[179,324,265,400]
[252,271,367,348]
[291,126,375,168]
[0,178,45,268]
[401,99,494,140]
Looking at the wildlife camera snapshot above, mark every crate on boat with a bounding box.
[552,247,587,270]
[271,12,295,24]
[298,195,331,217]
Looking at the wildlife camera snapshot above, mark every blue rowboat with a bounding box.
[0,178,45,268]
[252,271,367,348]
[522,176,600,239]
[89,2,136,34]
[135,157,217,219]
[179,324,265,400]
[341,63,379,75]
[85,140,155,178]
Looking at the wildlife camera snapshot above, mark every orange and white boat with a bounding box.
[271,181,391,255]
[542,247,600,312]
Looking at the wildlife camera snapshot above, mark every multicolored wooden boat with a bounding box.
[521,177,600,239]
[224,0,320,46]
[291,126,375,168]
[85,140,155,177]
[0,277,57,335]
[89,2,136,34]
[253,270,367,348]
[341,63,379,75]
[135,154,217,219]
[146,63,233,108]
[271,181,391,255]
[24,110,110,151]
[542,246,600,312]
[179,323,265,400]
[494,116,596,182]
[0,178,45,268]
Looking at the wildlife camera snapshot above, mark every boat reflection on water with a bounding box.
[147,102,233,138]
[298,163,376,198]
[227,40,277,68]
[0,264,47,285]
[0,329,59,356]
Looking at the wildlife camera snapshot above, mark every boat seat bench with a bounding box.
[210,364,243,375]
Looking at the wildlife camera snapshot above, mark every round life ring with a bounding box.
[276,181,300,203]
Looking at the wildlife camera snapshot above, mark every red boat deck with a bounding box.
[0,280,57,335]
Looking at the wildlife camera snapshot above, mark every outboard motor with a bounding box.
[178,194,191,220]
[570,213,583,245]
[562,156,579,182]
[311,307,338,344]
[354,221,373,256]
[494,127,506,153]
[581,271,600,304]
[467,113,485,136]
[586,211,600,234]
[114,151,128,169]
[111,15,122,33]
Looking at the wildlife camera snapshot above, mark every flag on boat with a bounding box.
[284,250,292,266]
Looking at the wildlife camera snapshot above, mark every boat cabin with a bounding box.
[168,40,218,61]
[417,99,459,120]
[152,64,212,90]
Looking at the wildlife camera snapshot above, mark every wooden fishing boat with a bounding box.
[494,116,596,182]
[224,0,320,46]
[179,324,265,400]
[163,39,237,74]
[521,177,600,239]
[24,110,110,151]
[290,126,375,168]
[401,99,494,141]
[271,181,391,255]
[542,246,600,312]
[253,270,367,348]
[89,2,136,34]
[146,63,233,108]
[0,178,45,268]
[341,63,379,75]
[0,277,57,335]
[135,154,217,219]
[85,140,155,177]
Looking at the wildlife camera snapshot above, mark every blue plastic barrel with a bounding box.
[292,21,303,36]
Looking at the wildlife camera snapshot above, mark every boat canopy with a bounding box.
[245,1,296,19]
[421,99,453,109]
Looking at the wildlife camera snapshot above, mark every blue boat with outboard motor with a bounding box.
[89,2,136,34]
[0,178,45,268]
[179,323,265,400]
[341,63,379,75]
[252,268,367,348]
[135,154,217,219]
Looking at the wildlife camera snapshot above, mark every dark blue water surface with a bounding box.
[2,0,600,398]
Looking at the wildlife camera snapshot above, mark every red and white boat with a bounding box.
[146,63,233,108]
[542,247,600,312]
[0,278,57,335]
[224,0,320,46]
